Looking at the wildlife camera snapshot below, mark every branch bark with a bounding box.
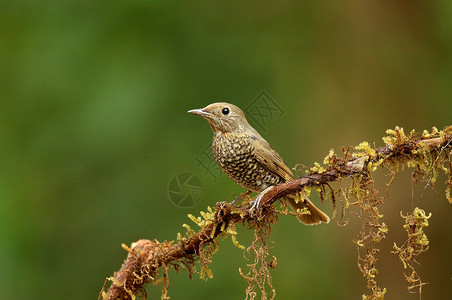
[101,129,452,300]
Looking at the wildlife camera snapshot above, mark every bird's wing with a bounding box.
[252,137,295,181]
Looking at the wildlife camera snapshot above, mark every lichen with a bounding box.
[392,208,432,296]
[239,213,278,300]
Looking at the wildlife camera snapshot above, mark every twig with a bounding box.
[102,130,452,300]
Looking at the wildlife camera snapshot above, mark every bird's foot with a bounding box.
[249,186,274,217]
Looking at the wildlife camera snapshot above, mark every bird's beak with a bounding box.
[187,108,213,118]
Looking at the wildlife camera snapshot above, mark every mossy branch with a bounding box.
[101,126,452,300]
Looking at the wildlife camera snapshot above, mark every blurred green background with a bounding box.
[1,1,451,299]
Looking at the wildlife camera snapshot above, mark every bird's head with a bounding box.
[188,102,251,133]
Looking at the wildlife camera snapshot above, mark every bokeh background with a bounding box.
[1,1,451,299]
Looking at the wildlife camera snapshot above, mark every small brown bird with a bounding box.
[188,102,329,225]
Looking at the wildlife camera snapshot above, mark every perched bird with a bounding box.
[188,102,329,225]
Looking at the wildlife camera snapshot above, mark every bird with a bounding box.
[188,102,329,225]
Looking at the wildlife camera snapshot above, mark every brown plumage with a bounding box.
[188,102,329,225]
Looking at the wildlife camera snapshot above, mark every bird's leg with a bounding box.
[249,186,274,216]
[232,190,252,204]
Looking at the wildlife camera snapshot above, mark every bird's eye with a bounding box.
[221,107,230,115]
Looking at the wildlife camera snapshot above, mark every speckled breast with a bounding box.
[212,132,283,192]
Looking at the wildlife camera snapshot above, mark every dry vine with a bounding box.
[100,126,452,300]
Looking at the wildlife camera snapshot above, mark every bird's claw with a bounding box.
[248,186,274,217]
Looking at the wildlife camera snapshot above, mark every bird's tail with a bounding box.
[285,194,330,225]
